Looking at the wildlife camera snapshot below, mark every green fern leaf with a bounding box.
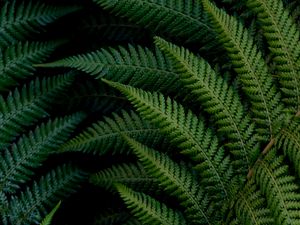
[37,45,179,93]
[246,0,300,112]
[90,162,159,193]
[0,74,75,149]
[0,41,63,91]
[0,1,80,47]
[39,201,61,225]
[233,178,274,225]
[203,0,283,138]
[0,191,8,225]
[104,80,234,201]
[0,113,85,194]
[123,135,217,225]
[93,0,214,44]
[155,36,260,169]
[115,183,187,225]
[253,150,300,225]
[60,110,166,155]
[8,164,87,225]
[276,119,300,177]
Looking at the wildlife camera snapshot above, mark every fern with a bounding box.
[0,41,62,91]
[39,201,61,225]
[7,164,86,225]
[37,45,180,93]
[154,37,259,169]
[0,1,79,47]
[123,135,217,224]
[276,118,300,176]
[90,162,159,193]
[115,183,187,225]
[93,0,214,45]
[246,0,300,112]
[252,150,300,225]
[0,113,85,194]
[2,0,300,224]
[232,179,273,225]
[60,110,167,155]
[0,74,74,149]
[203,0,284,138]
[104,80,235,201]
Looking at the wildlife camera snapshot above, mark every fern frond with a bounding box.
[0,74,75,149]
[37,45,179,93]
[246,0,300,112]
[60,110,166,155]
[93,0,214,44]
[275,119,300,177]
[115,183,187,225]
[90,162,159,193]
[0,113,85,194]
[104,80,234,201]
[155,37,259,169]
[0,41,62,91]
[124,136,217,225]
[286,0,300,29]
[253,150,300,225]
[0,1,80,47]
[0,191,9,225]
[203,0,283,138]
[39,201,61,225]
[8,164,87,225]
[233,178,273,225]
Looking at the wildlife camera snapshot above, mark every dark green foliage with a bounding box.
[0,74,75,149]
[0,1,79,47]
[252,150,300,225]
[115,183,187,225]
[154,37,259,169]
[246,0,300,113]
[39,201,61,225]
[60,110,167,155]
[93,0,214,45]
[232,179,274,225]
[0,113,85,194]
[38,44,180,93]
[2,0,300,224]
[123,136,216,224]
[104,79,235,201]
[0,41,62,91]
[7,164,86,225]
[90,162,159,193]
